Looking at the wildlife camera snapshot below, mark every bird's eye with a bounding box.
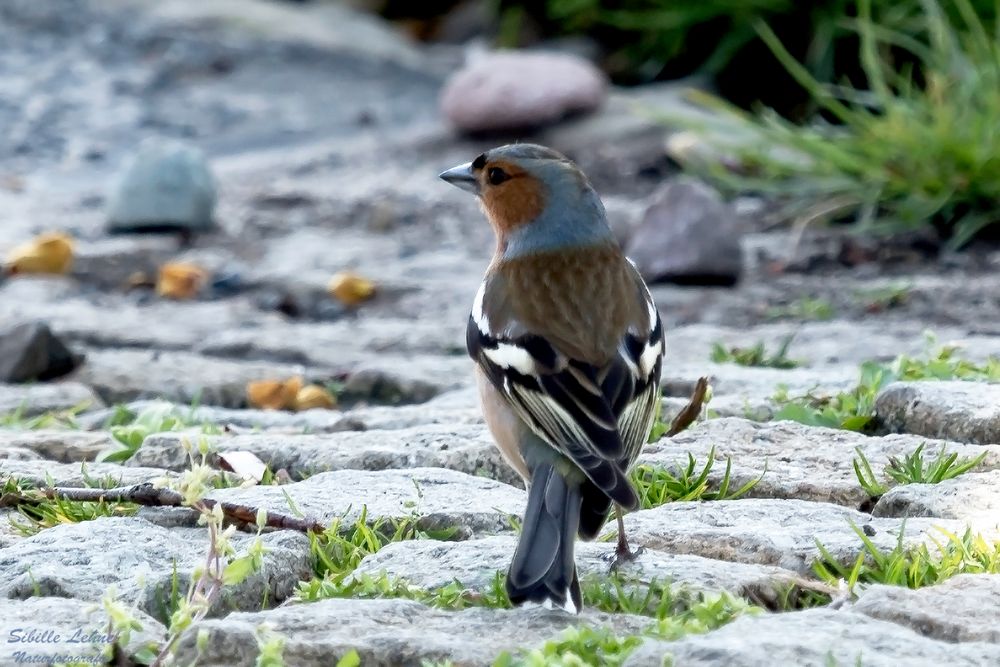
[488,167,509,186]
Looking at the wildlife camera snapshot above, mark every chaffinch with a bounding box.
[440,144,664,614]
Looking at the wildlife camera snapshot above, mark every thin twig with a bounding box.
[2,483,325,533]
[666,377,710,437]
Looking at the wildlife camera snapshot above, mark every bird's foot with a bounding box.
[604,541,645,573]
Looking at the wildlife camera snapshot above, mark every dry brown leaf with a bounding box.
[157,262,209,299]
[328,271,375,306]
[5,232,74,275]
[218,450,268,484]
[295,384,336,411]
[246,376,303,411]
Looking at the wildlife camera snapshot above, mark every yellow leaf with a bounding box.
[5,232,74,275]
[328,271,375,306]
[246,376,302,411]
[157,262,209,299]
[294,384,336,411]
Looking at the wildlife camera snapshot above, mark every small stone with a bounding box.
[876,381,1000,445]
[441,50,607,133]
[0,321,81,383]
[624,178,743,286]
[107,138,217,234]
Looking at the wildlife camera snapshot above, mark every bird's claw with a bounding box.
[606,543,645,573]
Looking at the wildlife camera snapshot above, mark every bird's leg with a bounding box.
[608,505,644,572]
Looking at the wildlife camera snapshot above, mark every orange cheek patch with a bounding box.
[480,164,546,232]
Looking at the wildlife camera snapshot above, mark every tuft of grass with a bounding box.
[98,403,223,463]
[766,297,834,322]
[892,344,1000,382]
[0,402,90,429]
[814,523,1000,591]
[856,282,912,313]
[771,361,890,432]
[1,475,138,536]
[711,335,801,369]
[673,0,1000,248]
[774,342,999,432]
[630,447,765,509]
[853,444,986,497]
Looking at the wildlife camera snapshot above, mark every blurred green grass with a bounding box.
[666,0,1000,247]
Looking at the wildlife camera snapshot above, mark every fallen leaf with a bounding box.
[295,384,336,411]
[5,232,74,275]
[218,450,268,484]
[246,376,303,411]
[328,271,375,306]
[157,262,209,299]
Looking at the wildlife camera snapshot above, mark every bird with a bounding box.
[439,144,665,613]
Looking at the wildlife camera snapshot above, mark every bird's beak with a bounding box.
[439,162,479,195]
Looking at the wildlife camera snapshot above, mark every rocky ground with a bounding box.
[2,1,1000,666]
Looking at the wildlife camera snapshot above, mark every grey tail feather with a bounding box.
[506,462,582,613]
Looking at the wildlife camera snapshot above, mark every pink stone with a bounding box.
[440,51,607,133]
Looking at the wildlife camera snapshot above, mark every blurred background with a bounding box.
[1,0,999,416]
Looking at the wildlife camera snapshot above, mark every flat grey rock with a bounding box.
[0,446,39,460]
[641,418,1000,508]
[172,597,648,666]
[0,458,170,487]
[625,608,1000,666]
[77,398,348,433]
[0,429,117,462]
[0,596,165,665]
[873,470,1000,521]
[70,347,318,407]
[134,424,518,486]
[0,278,288,351]
[207,467,526,538]
[354,536,805,608]
[0,517,311,623]
[343,386,483,431]
[0,381,103,417]
[623,497,965,574]
[877,381,1000,445]
[852,574,1000,643]
[107,138,216,232]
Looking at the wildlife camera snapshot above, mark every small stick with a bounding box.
[666,376,710,437]
[1,482,325,534]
